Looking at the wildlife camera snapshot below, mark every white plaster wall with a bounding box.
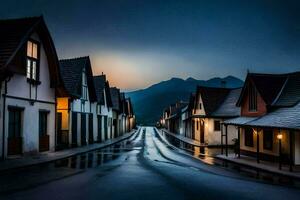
[7,33,55,102]
[4,98,55,156]
[2,32,56,157]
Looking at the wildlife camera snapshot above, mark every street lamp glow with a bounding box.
[277,134,283,140]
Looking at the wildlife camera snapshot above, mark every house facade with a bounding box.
[0,17,62,158]
[110,87,121,138]
[185,86,241,146]
[56,56,97,148]
[224,72,300,170]
[93,74,113,142]
[125,98,135,132]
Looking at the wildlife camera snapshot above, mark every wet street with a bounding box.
[1,127,300,200]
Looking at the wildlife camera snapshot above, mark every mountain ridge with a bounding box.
[126,76,244,125]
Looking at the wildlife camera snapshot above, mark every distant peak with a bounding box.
[170,77,183,81]
[186,77,196,81]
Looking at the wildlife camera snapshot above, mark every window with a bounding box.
[82,68,88,100]
[199,103,202,110]
[214,120,221,131]
[26,40,39,81]
[196,120,199,130]
[39,112,48,136]
[244,128,254,147]
[248,85,257,111]
[97,104,101,114]
[263,129,273,150]
[8,109,22,138]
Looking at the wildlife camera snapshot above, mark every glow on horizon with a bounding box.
[90,50,206,91]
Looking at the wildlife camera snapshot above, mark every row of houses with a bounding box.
[160,72,300,170]
[0,16,135,159]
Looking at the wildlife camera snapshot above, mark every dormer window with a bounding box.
[248,85,257,111]
[26,40,39,81]
[82,68,88,100]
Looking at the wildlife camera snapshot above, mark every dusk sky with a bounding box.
[1,0,299,91]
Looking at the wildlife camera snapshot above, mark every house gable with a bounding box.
[240,81,267,117]
[0,16,61,87]
[193,93,206,115]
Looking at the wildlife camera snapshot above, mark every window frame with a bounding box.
[248,85,257,112]
[26,39,40,84]
[81,68,88,100]
[214,120,221,131]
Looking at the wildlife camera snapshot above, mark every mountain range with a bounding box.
[126,76,244,125]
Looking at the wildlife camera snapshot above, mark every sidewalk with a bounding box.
[216,153,300,179]
[0,129,139,172]
[161,129,207,147]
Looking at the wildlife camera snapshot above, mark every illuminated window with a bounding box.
[26,40,39,80]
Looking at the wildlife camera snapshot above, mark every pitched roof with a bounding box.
[110,87,121,111]
[237,72,300,107]
[225,102,300,130]
[196,86,231,115]
[246,102,300,130]
[212,88,241,117]
[93,75,106,104]
[273,72,300,107]
[0,16,61,86]
[59,56,96,101]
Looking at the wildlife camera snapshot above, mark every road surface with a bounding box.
[0,127,300,200]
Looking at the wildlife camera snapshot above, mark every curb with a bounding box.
[0,128,140,173]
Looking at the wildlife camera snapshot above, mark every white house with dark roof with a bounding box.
[186,86,241,146]
[0,16,62,159]
[56,56,97,148]
[93,74,113,142]
[110,87,122,138]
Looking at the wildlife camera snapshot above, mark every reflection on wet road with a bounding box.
[1,127,300,200]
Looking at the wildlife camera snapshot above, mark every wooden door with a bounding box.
[88,114,93,144]
[81,114,87,146]
[200,120,205,143]
[8,109,22,155]
[97,116,102,142]
[71,112,77,147]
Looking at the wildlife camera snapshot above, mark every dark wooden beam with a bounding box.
[289,130,293,172]
[257,129,260,163]
[225,125,228,157]
[238,127,240,158]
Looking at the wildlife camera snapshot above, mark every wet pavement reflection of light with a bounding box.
[0,131,141,194]
[157,128,300,189]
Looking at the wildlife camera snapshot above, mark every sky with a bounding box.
[1,0,300,91]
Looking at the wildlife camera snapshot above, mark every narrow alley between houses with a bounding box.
[1,127,300,200]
